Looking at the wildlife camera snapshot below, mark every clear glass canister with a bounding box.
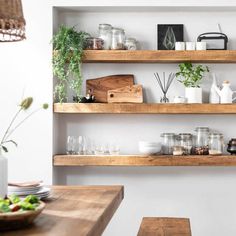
[86,37,104,50]
[111,27,125,50]
[192,127,210,155]
[161,133,176,155]
[173,146,184,156]
[177,133,193,155]
[98,23,112,49]
[209,133,224,156]
[124,38,138,50]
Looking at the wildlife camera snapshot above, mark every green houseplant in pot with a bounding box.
[176,62,209,103]
[52,26,90,103]
[0,97,48,198]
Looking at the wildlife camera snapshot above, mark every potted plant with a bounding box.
[52,26,90,103]
[176,62,209,103]
[0,97,48,198]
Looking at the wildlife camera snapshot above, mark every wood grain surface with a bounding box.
[82,50,236,63]
[53,155,236,166]
[107,85,143,103]
[2,186,124,236]
[137,217,191,236]
[86,74,134,102]
[54,103,236,114]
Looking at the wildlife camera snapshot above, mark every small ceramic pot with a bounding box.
[175,42,185,50]
[196,42,207,50]
[173,96,187,103]
[186,42,196,50]
[227,139,236,155]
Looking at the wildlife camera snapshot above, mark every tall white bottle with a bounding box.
[209,73,220,104]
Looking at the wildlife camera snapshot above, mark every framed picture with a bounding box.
[157,24,184,50]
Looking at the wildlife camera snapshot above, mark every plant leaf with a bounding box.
[8,140,18,147]
[2,146,8,153]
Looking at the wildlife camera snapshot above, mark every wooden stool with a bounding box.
[137,217,192,236]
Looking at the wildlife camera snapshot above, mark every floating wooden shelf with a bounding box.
[82,50,236,63]
[54,155,236,166]
[54,103,236,114]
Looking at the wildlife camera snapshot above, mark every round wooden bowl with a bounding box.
[0,201,45,231]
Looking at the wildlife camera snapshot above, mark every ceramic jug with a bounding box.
[214,80,236,104]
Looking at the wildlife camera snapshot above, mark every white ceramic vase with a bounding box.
[0,150,8,198]
[185,87,202,103]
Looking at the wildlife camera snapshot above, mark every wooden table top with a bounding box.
[2,185,124,236]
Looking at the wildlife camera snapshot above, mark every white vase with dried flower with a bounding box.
[0,97,48,197]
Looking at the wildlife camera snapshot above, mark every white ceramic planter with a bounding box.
[185,87,202,103]
[0,150,8,198]
[186,42,196,50]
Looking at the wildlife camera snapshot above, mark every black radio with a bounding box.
[197,32,228,50]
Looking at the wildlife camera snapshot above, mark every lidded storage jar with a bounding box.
[111,27,125,50]
[161,133,176,155]
[124,38,138,50]
[192,127,210,155]
[177,133,193,155]
[98,23,112,49]
[86,37,104,50]
[209,133,224,156]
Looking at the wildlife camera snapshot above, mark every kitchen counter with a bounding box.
[2,185,124,236]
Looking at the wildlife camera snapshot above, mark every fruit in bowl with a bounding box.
[139,141,161,155]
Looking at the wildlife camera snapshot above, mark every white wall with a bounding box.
[0,0,53,184]
[54,6,236,236]
[2,1,236,236]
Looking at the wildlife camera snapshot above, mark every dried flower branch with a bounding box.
[0,97,48,153]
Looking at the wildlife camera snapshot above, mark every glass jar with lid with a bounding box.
[111,27,125,50]
[124,38,138,50]
[177,133,193,155]
[209,133,224,156]
[86,37,104,50]
[98,23,112,49]
[161,133,176,155]
[173,146,184,156]
[192,127,210,155]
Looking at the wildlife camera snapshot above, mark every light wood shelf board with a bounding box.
[54,103,236,114]
[53,155,236,166]
[82,50,236,63]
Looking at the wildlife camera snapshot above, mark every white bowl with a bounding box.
[139,142,161,155]
[139,141,161,147]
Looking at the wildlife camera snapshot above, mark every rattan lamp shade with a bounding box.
[0,0,26,42]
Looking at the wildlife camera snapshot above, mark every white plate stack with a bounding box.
[8,182,51,199]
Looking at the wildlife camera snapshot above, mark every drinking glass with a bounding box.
[66,136,76,155]
[109,143,120,155]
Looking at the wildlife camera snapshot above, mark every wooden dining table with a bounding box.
[2,185,124,236]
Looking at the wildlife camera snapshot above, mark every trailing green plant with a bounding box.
[176,62,209,88]
[52,26,90,103]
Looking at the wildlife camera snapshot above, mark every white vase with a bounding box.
[185,87,202,103]
[209,73,220,104]
[0,150,8,198]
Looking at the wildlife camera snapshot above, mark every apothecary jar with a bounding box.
[98,23,112,49]
[124,38,138,50]
[192,127,210,155]
[111,27,125,50]
[177,133,193,155]
[209,133,224,156]
[161,133,176,155]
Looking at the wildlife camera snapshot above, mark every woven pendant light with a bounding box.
[0,0,26,42]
